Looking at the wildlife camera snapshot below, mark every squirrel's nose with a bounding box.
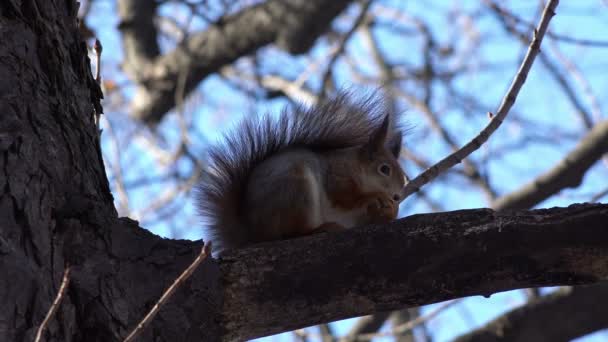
[392,194,401,202]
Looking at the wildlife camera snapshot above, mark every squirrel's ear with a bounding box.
[388,132,402,158]
[363,115,390,159]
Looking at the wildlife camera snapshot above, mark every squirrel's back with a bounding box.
[196,91,402,253]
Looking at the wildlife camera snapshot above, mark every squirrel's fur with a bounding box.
[196,91,405,253]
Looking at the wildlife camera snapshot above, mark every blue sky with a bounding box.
[86,0,608,340]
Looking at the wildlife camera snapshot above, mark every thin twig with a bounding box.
[591,187,608,202]
[487,1,595,130]
[123,241,212,342]
[392,300,458,334]
[318,0,372,101]
[354,300,459,340]
[94,39,102,84]
[401,0,560,199]
[293,328,309,342]
[93,39,103,133]
[318,323,334,342]
[35,265,72,342]
[484,0,608,48]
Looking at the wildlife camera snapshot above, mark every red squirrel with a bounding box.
[196,91,406,253]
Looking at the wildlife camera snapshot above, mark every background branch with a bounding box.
[122,0,354,124]
[401,0,560,199]
[493,120,608,210]
[453,284,608,342]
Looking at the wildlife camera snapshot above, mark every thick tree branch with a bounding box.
[117,0,160,82]
[457,120,608,342]
[218,203,608,341]
[123,0,353,124]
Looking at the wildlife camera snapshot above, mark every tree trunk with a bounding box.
[0,1,219,341]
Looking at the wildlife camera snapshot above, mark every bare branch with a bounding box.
[318,0,373,100]
[400,0,560,199]
[493,120,608,210]
[341,312,392,342]
[123,242,212,342]
[483,0,608,48]
[35,266,72,342]
[125,0,354,124]
[487,0,596,129]
[453,284,608,342]
[117,0,160,80]
[355,300,459,340]
[319,323,335,342]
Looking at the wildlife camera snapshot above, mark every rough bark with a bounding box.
[0,1,218,341]
[1,0,107,339]
[459,120,608,342]
[120,0,353,124]
[220,204,608,341]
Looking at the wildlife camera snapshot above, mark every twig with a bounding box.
[318,0,373,101]
[491,119,608,210]
[392,300,458,334]
[549,42,602,124]
[353,300,459,340]
[261,75,317,104]
[487,0,595,130]
[591,187,608,202]
[123,241,212,342]
[93,39,103,133]
[293,328,309,342]
[318,323,334,342]
[484,0,608,48]
[35,265,72,342]
[94,38,102,84]
[400,0,560,199]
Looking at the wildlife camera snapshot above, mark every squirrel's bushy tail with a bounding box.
[195,90,402,253]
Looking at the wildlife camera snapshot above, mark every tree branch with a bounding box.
[218,203,608,341]
[117,0,160,82]
[493,120,608,210]
[123,242,212,342]
[341,311,391,342]
[34,266,72,342]
[400,0,559,199]
[453,283,608,342]
[452,121,608,341]
[124,0,353,124]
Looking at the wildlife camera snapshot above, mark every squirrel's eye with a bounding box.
[378,163,391,176]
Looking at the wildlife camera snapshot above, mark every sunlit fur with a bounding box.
[195,90,406,253]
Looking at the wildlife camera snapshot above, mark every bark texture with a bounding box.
[220,204,608,341]
[0,1,218,341]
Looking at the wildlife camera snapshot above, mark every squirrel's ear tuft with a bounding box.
[371,114,390,148]
[388,132,402,158]
[363,114,390,159]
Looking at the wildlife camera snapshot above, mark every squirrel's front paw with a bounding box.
[367,195,398,222]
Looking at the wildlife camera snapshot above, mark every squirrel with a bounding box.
[196,91,406,253]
